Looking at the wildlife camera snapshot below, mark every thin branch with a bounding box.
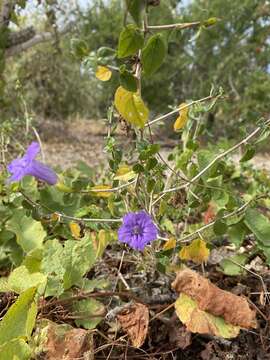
[147,21,201,31]
[152,118,270,206]
[79,179,136,193]
[146,94,220,127]
[177,199,252,244]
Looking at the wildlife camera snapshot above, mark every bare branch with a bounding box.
[6,27,36,48]
[0,0,15,28]
[5,21,74,58]
[147,21,201,31]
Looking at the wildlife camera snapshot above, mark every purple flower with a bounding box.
[118,211,158,251]
[7,142,57,185]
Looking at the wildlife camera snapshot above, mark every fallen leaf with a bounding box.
[95,66,112,81]
[175,293,240,339]
[35,320,94,360]
[117,303,149,348]
[168,323,192,349]
[172,269,256,329]
[179,238,210,264]
[173,103,189,131]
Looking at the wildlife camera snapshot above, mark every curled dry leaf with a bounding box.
[117,303,149,348]
[172,269,256,329]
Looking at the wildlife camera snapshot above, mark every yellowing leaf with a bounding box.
[163,237,176,251]
[91,230,113,259]
[174,103,189,131]
[114,164,136,181]
[90,185,112,198]
[175,293,240,339]
[179,238,209,264]
[114,86,149,128]
[95,66,112,81]
[69,222,81,239]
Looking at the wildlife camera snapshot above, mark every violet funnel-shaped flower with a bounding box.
[118,211,158,251]
[7,142,57,185]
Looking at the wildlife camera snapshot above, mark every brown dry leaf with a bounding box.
[45,323,94,360]
[172,268,256,329]
[175,294,240,339]
[117,303,149,348]
[179,238,210,264]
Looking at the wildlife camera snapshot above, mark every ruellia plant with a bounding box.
[0,1,270,357]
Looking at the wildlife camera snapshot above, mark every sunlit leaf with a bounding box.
[114,86,149,128]
[114,164,136,181]
[0,287,37,346]
[174,103,189,131]
[175,293,240,339]
[69,222,82,239]
[163,237,176,251]
[0,339,31,360]
[90,185,112,198]
[95,66,112,81]
[7,265,47,294]
[179,238,209,264]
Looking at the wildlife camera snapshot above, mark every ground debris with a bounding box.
[117,302,149,348]
[172,268,257,329]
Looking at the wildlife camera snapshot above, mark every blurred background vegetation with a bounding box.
[1,0,270,139]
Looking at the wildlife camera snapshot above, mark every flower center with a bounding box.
[132,225,142,235]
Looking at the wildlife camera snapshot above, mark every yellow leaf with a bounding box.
[90,185,112,198]
[163,237,176,251]
[114,86,149,128]
[69,222,81,239]
[114,164,136,181]
[91,230,112,259]
[95,66,112,81]
[173,103,189,131]
[175,293,240,339]
[51,213,60,222]
[179,238,209,264]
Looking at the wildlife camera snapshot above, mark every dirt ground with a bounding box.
[38,118,270,171]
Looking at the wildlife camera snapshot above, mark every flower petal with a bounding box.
[27,160,58,185]
[25,142,40,161]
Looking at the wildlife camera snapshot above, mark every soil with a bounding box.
[37,118,270,171]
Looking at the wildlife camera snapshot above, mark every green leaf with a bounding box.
[142,34,167,76]
[0,339,31,360]
[41,239,65,297]
[114,86,149,128]
[118,25,144,58]
[213,219,227,236]
[244,208,270,246]
[62,235,96,290]
[8,266,47,294]
[125,0,145,25]
[120,69,137,92]
[73,299,105,329]
[228,221,248,247]
[240,145,256,162]
[0,287,37,346]
[6,210,46,253]
[219,254,247,276]
[175,293,240,339]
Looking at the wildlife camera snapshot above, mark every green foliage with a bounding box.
[118,25,144,58]
[142,34,167,76]
[0,287,37,345]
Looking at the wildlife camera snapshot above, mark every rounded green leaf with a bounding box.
[142,33,167,76]
[118,25,144,58]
